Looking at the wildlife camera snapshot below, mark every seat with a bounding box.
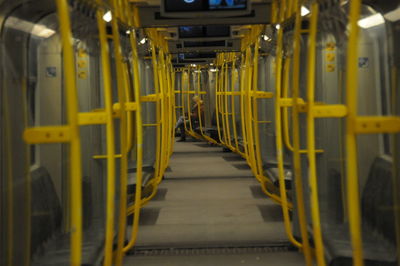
[324,155,397,266]
[31,167,104,266]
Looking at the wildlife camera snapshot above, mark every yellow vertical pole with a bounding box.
[291,0,313,264]
[150,43,162,183]
[55,1,83,265]
[181,71,188,131]
[122,28,144,254]
[196,68,205,136]
[306,3,326,266]
[274,0,302,249]
[97,9,117,266]
[187,69,194,133]
[239,53,250,162]
[215,63,224,144]
[111,2,130,263]
[231,60,240,152]
[124,62,134,152]
[282,58,295,151]
[220,63,228,145]
[224,63,232,148]
[245,47,257,175]
[251,38,265,177]
[345,0,364,265]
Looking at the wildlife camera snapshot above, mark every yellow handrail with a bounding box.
[97,9,117,266]
[239,53,250,164]
[215,64,224,144]
[305,3,326,266]
[274,0,302,249]
[224,64,233,148]
[230,60,240,152]
[121,25,144,256]
[345,0,364,265]
[56,1,83,265]
[291,0,313,264]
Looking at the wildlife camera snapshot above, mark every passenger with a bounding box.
[175,95,205,142]
[175,113,188,142]
[191,95,204,130]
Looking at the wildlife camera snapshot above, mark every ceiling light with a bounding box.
[139,38,146,44]
[358,13,384,28]
[103,11,112,22]
[275,24,280,30]
[262,35,271,41]
[126,30,131,34]
[210,68,217,72]
[301,6,310,16]
[384,7,400,22]
[6,17,55,38]
[191,64,196,67]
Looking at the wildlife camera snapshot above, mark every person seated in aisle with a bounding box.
[175,95,205,142]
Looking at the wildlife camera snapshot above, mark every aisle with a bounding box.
[124,139,305,266]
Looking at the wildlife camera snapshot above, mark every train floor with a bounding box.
[124,138,305,266]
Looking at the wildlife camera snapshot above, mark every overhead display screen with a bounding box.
[179,26,230,38]
[163,0,249,16]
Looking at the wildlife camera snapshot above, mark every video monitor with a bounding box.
[162,0,251,18]
[179,25,230,38]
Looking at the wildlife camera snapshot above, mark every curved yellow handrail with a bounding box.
[291,0,313,264]
[274,0,302,249]
[121,29,144,255]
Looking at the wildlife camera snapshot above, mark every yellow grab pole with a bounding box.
[187,69,194,133]
[251,38,265,177]
[291,0,313,264]
[274,0,302,248]
[97,9,117,266]
[282,58,295,151]
[215,64,224,144]
[112,6,130,263]
[124,61,134,152]
[150,43,162,183]
[239,53,250,162]
[224,63,232,148]
[181,71,188,131]
[56,1,83,265]
[245,47,258,175]
[220,63,228,145]
[345,0,364,265]
[306,3,326,266]
[196,68,205,137]
[122,28,144,254]
[231,60,240,152]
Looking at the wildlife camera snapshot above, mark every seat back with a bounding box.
[31,167,62,254]
[361,155,395,243]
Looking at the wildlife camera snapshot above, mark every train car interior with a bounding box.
[1,0,400,265]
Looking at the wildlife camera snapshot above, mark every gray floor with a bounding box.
[124,139,305,265]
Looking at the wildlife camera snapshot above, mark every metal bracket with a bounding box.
[354,116,400,134]
[279,97,306,107]
[78,112,107,125]
[252,91,274,98]
[140,94,159,102]
[23,126,71,144]
[312,104,347,118]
